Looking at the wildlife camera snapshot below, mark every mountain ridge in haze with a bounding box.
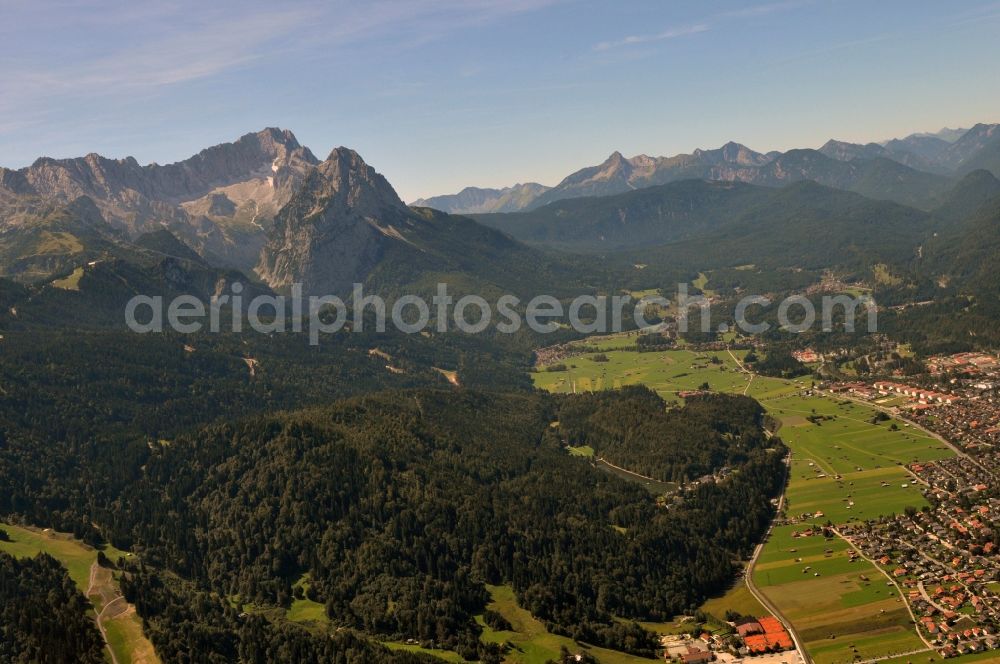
[411,183,550,214]
[417,123,1000,213]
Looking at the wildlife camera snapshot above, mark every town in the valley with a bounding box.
[812,352,1000,659]
[644,345,1000,663]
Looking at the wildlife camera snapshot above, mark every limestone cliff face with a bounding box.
[256,147,414,296]
[21,127,315,206]
[0,128,318,269]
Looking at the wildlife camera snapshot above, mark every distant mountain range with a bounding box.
[411,183,550,214]
[3,122,1000,322]
[415,123,1000,213]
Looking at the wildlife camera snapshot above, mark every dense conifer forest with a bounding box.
[0,324,784,660]
[0,552,106,663]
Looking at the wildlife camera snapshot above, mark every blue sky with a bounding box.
[2,0,999,201]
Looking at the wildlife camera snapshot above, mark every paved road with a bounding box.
[744,453,814,664]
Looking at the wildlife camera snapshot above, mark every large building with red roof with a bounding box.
[741,616,794,654]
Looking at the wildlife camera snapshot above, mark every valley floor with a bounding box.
[533,341,991,664]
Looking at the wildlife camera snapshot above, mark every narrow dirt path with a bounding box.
[726,346,755,395]
[87,561,121,664]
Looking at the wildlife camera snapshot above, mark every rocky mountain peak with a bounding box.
[256,147,412,295]
[694,142,768,166]
[720,141,765,165]
[591,151,631,180]
[315,147,406,212]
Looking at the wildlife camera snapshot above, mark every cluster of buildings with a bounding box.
[791,348,821,364]
[811,361,1000,658]
[533,342,590,368]
[838,444,1000,658]
[871,381,960,406]
[927,353,1000,376]
[661,615,795,663]
[734,617,794,654]
[662,639,715,664]
[910,396,1000,450]
[827,370,1000,449]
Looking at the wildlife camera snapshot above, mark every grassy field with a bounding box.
[698,573,767,619]
[880,650,1000,664]
[0,522,96,589]
[534,346,803,403]
[477,585,660,664]
[767,394,952,475]
[287,574,328,625]
[35,230,83,255]
[51,265,85,290]
[783,465,926,524]
[104,606,160,664]
[0,522,159,664]
[752,523,925,663]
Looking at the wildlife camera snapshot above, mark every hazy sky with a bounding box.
[3,0,999,201]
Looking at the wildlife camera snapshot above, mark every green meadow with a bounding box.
[767,394,952,475]
[750,395,953,662]
[476,585,657,664]
[533,346,803,403]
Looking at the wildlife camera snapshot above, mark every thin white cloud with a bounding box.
[715,0,814,20]
[594,0,810,52]
[0,0,567,136]
[0,5,313,123]
[594,24,709,51]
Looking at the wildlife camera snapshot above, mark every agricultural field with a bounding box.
[767,394,952,475]
[753,525,924,664]
[784,466,926,524]
[880,650,1000,664]
[754,396,958,663]
[533,346,803,403]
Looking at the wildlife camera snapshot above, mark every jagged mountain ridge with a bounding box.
[257,146,413,296]
[0,128,319,270]
[0,134,581,302]
[257,147,582,298]
[525,142,772,210]
[526,144,956,210]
